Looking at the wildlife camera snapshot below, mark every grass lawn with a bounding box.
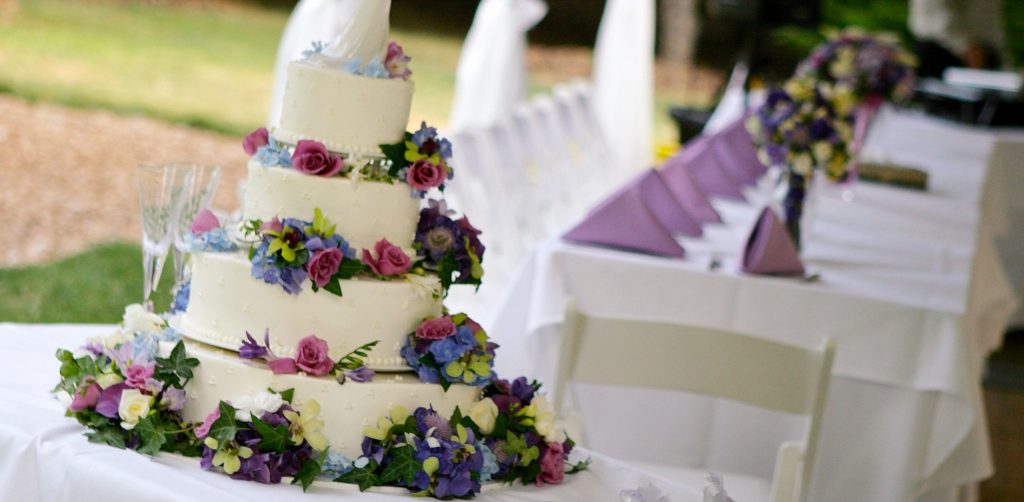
[0,243,173,323]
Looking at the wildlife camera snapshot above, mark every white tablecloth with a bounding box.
[488,109,1020,502]
[0,324,701,502]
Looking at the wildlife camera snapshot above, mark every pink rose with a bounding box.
[124,362,156,391]
[463,317,483,335]
[416,316,456,341]
[69,377,101,412]
[386,41,412,80]
[306,248,344,288]
[190,209,220,236]
[361,239,412,276]
[195,408,220,438]
[536,441,565,487]
[268,357,298,375]
[243,128,269,156]
[295,335,334,376]
[406,159,446,191]
[292,140,345,177]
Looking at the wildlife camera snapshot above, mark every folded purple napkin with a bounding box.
[634,169,703,237]
[713,118,768,183]
[657,161,722,225]
[563,180,686,258]
[666,138,746,201]
[741,207,805,275]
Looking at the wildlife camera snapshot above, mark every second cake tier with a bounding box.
[179,252,443,370]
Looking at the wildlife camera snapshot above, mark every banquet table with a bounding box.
[488,108,1021,502]
[0,324,705,502]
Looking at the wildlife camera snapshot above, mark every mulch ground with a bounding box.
[0,95,247,266]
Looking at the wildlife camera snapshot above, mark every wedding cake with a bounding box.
[55,1,582,497]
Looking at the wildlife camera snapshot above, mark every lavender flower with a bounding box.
[239,331,269,360]
[346,366,375,383]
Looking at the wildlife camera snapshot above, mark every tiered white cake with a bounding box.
[175,4,483,459]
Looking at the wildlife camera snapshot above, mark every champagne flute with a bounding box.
[137,165,193,312]
[170,164,222,286]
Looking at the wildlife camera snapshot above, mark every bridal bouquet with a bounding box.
[795,27,917,105]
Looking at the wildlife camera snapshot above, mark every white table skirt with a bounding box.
[0,324,702,502]
[487,109,1019,502]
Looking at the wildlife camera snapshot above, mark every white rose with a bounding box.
[118,389,153,430]
[407,274,441,300]
[96,372,124,389]
[123,304,165,334]
[468,398,499,435]
[531,395,557,440]
[232,391,285,422]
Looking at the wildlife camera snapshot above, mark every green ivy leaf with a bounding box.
[85,427,126,449]
[379,444,421,485]
[437,252,458,291]
[252,417,290,453]
[278,388,295,404]
[380,141,409,177]
[291,457,324,492]
[566,458,592,475]
[336,258,368,280]
[154,341,199,389]
[337,463,382,491]
[208,401,239,443]
[135,415,168,456]
[323,277,343,297]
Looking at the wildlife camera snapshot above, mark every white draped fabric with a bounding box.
[267,0,365,129]
[448,0,548,133]
[488,109,1021,502]
[0,325,704,502]
[591,0,655,175]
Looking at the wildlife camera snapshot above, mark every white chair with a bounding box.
[555,300,835,502]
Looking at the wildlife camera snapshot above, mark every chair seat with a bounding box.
[635,462,772,502]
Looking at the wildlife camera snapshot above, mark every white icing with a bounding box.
[276,62,413,156]
[180,253,442,370]
[243,162,419,252]
[178,340,480,459]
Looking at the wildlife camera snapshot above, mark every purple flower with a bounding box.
[292,140,344,177]
[195,408,220,438]
[69,377,101,412]
[124,362,155,391]
[536,441,566,486]
[243,128,269,156]
[239,331,269,360]
[160,387,187,412]
[306,248,343,289]
[414,407,452,439]
[406,159,447,191]
[510,377,536,404]
[416,316,457,341]
[346,366,375,383]
[95,383,129,418]
[385,41,412,80]
[429,335,473,365]
[361,239,412,276]
[268,358,299,375]
[190,209,220,236]
[295,335,334,376]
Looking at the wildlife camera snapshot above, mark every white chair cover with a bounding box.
[267,0,365,128]
[592,0,656,175]
[448,0,548,132]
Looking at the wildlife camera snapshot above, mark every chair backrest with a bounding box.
[556,300,835,502]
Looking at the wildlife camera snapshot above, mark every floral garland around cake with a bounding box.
[54,305,203,457]
[302,40,412,81]
[241,119,456,199]
[415,200,485,290]
[239,330,377,384]
[402,314,497,391]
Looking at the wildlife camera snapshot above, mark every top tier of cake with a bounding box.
[274,1,413,157]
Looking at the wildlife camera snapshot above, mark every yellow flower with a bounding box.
[364,405,410,441]
[404,141,442,165]
[282,400,328,451]
[204,437,253,475]
[264,225,305,263]
[468,398,499,434]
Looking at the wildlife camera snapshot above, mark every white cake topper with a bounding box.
[310,0,391,66]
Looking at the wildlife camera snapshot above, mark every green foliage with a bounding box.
[135,415,169,456]
[85,426,127,450]
[337,462,382,491]
[208,402,239,443]
[291,455,325,492]
[154,341,200,390]
[566,458,592,475]
[334,341,380,372]
[379,445,421,485]
[278,388,295,404]
[252,417,290,453]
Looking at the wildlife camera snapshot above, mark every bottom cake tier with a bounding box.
[177,340,482,459]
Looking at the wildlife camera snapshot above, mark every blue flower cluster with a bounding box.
[188,228,238,253]
[255,136,292,168]
[249,216,356,296]
[401,315,497,390]
[169,280,191,314]
[343,57,390,79]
